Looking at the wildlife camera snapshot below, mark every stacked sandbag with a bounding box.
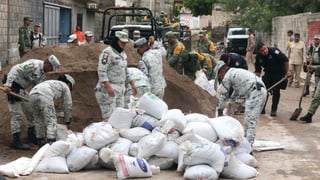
[108,107,137,129]
[132,114,159,131]
[136,92,168,119]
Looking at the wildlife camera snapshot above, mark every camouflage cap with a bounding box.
[314,35,320,40]
[34,23,41,27]
[48,55,61,72]
[133,37,148,51]
[198,30,206,37]
[24,16,33,22]
[115,30,130,43]
[214,61,226,77]
[65,74,75,87]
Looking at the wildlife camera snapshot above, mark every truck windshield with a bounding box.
[229,30,246,35]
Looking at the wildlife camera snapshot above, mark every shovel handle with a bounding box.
[0,86,30,102]
[267,77,287,92]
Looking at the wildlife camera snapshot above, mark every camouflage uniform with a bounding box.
[217,68,267,144]
[18,25,32,57]
[201,53,216,80]
[166,39,186,74]
[30,80,72,140]
[124,67,151,108]
[140,49,167,99]
[4,60,47,135]
[305,43,320,90]
[95,46,132,120]
[197,34,215,56]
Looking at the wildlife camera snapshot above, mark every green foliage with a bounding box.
[174,5,180,17]
[218,0,320,31]
[183,0,217,16]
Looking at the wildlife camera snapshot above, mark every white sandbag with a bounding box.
[66,132,85,148]
[108,107,136,129]
[221,153,258,179]
[147,156,175,170]
[159,109,187,132]
[138,131,166,160]
[44,140,72,158]
[177,141,189,172]
[232,138,252,155]
[35,157,69,173]
[208,116,244,142]
[236,153,258,168]
[194,71,216,96]
[113,153,152,179]
[56,124,72,141]
[83,122,119,150]
[0,144,50,177]
[99,147,113,167]
[67,146,97,172]
[132,114,159,131]
[108,138,132,155]
[185,113,210,123]
[183,121,218,142]
[0,157,31,177]
[183,165,219,180]
[84,153,101,170]
[136,92,168,119]
[183,141,226,173]
[155,141,179,162]
[175,132,212,145]
[120,127,151,142]
[129,143,139,157]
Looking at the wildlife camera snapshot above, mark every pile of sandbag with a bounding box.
[0,92,258,179]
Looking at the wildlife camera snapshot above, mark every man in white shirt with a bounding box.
[31,23,47,49]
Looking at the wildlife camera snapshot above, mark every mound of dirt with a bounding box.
[0,43,217,147]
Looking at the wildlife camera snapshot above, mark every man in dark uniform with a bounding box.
[220,52,248,70]
[19,17,33,57]
[255,42,291,116]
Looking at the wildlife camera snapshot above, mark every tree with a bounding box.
[219,0,320,31]
[183,0,217,16]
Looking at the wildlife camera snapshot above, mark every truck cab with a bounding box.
[224,27,248,55]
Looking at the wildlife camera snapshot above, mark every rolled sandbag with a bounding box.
[83,122,119,150]
[66,132,85,148]
[208,116,245,143]
[99,147,113,168]
[84,154,101,170]
[236,153,258,168]
[113,153,152,179]
[183,165,218,180]
[67,146,97,172]
[136,92,168,119]
[108,107,136,129]
[44,140,72,158]
[138,131,166,160]
[183,121,218,142]
[232,138,252,155]
[35,157,69,173]
[147,156,175,170]
[120,127,151,142]
[129,143,139,157]
[221,153,258,179]
[132,114,159,131]
[108,137,132,156]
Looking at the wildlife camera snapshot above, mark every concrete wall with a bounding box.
[271,12,320,54]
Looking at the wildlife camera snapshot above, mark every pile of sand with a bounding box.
[0,43,217,142]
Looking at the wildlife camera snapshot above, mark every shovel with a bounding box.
[267,77,288,92]
[0,86,30,102]
[289,72,310,120]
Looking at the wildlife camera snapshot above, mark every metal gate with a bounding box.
[44,5,60,46]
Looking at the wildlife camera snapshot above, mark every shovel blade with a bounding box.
[289,108,302,120]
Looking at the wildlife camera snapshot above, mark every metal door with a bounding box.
[44,5,60,45]
[60,8,71,44]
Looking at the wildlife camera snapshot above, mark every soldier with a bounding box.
[84,31,93,44]
[31,23,47,49]
[245,28,256,64]
[68,34,78,46]
[18,17,33,57]
[165,31,187,75]
[171,17,180,30]
[197,30,215,56]
[187,52,216,80]
[124,67,151,108]
[303,35,320,97]
[95,30,137,120]
[220,53,248,70]
[2,55,60,150]
[255,42,291,116]
[299,65,320,123]
[135,37,167,99]
[215,61,267,145]
[133,30,141,41]
[30,74,74,146]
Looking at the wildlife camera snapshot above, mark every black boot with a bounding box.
[47,138,56,145]
[299,113,312,123]
[303,86,309,97]
[28,127,37,145]
[11,133,30,150]
[37,138,46,148]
